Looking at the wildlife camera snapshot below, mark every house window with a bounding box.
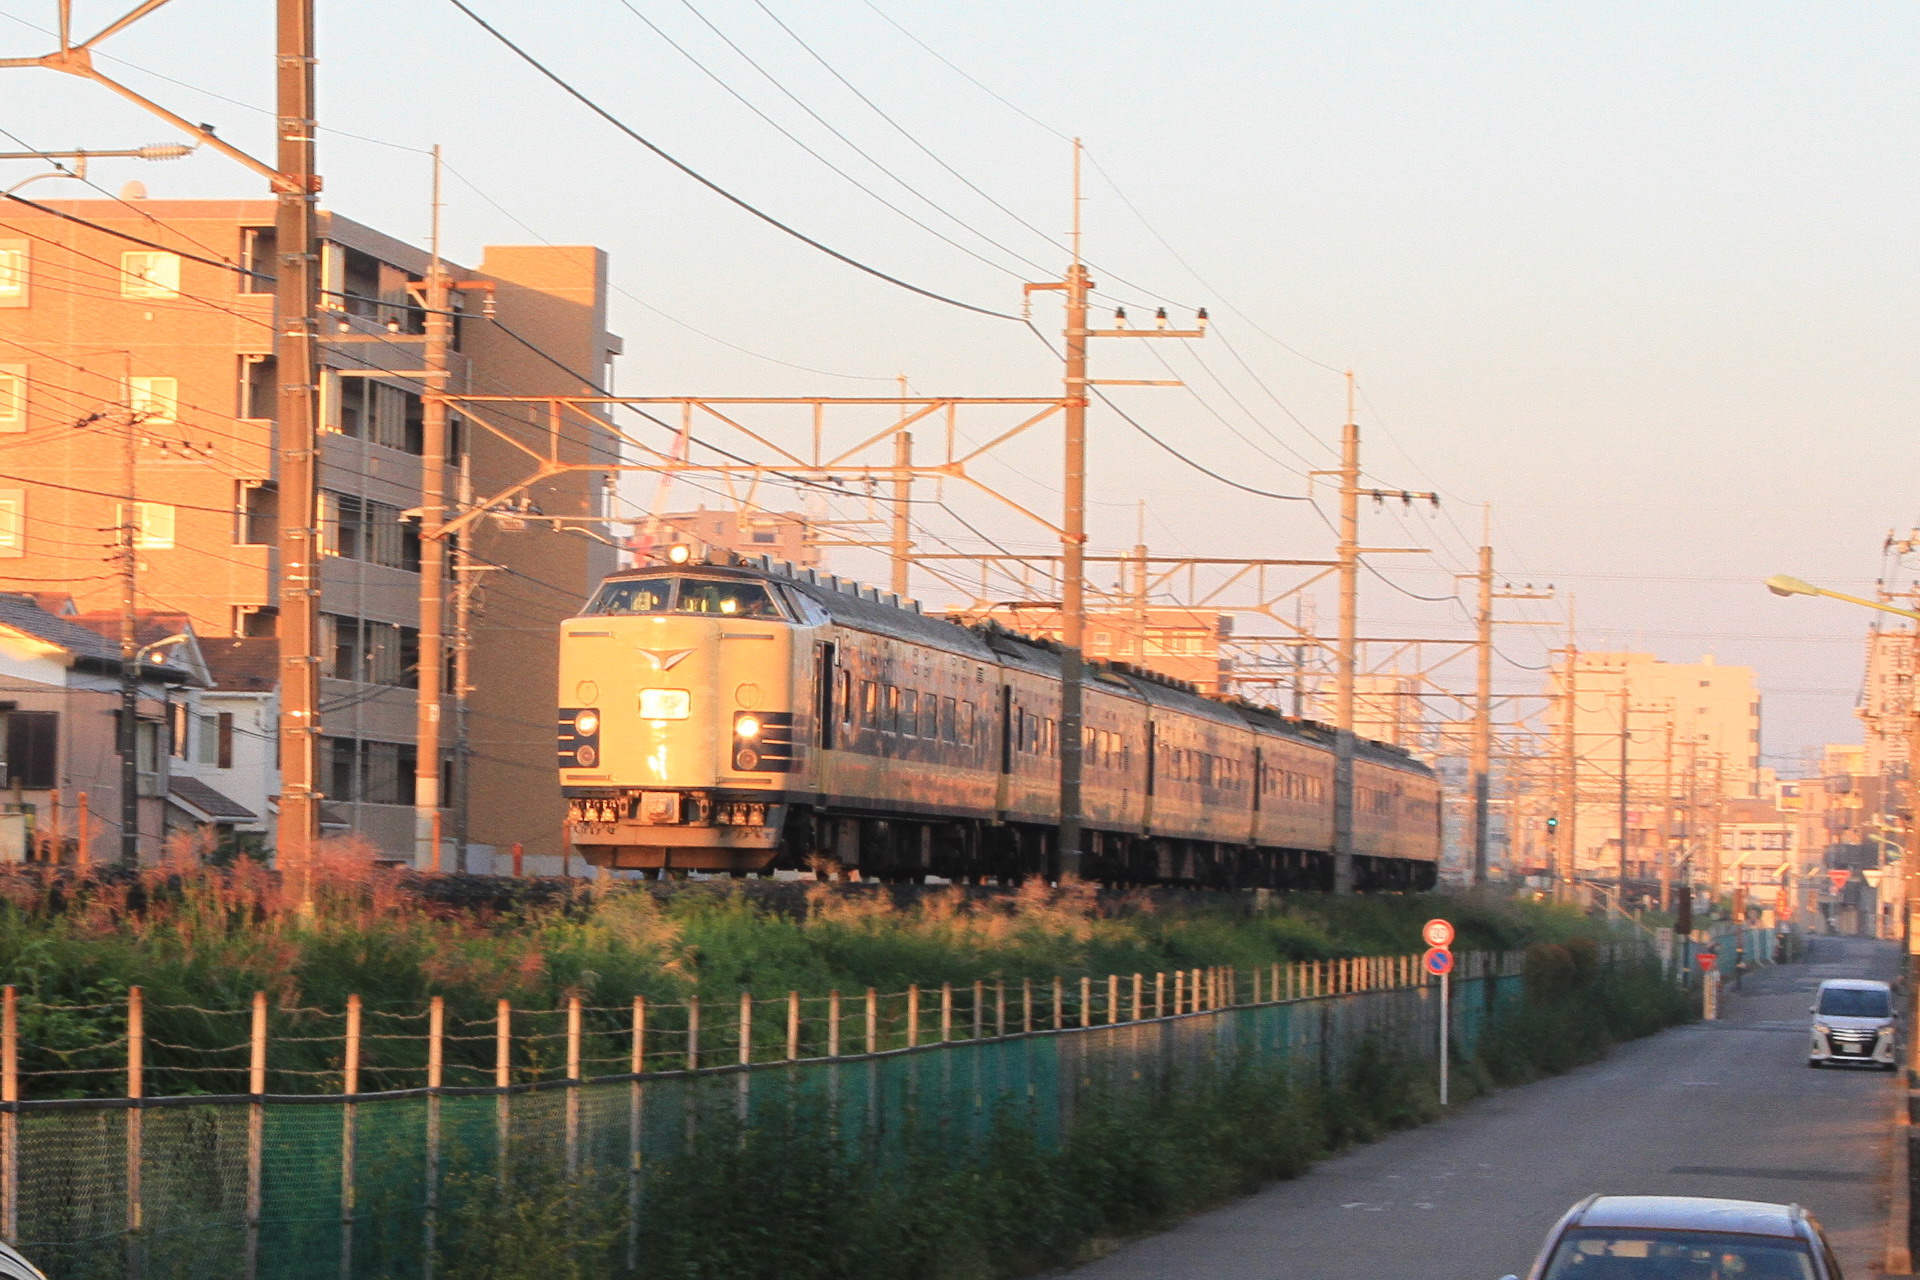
[0,364,25,432]
[4,711,56,789]
[320,492,419,571]
[235,481,277,545]
[195,714,220,766]
[0,490,22,558]
[240,355,276,420]
[120,251,181,298]
[118,502,176,550]
[0,242,27,307]
[128,376,179,425]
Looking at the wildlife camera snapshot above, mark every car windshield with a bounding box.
[1544,1229,1815,1280]
[1819,987,1890,1018]
[583,577,784,619]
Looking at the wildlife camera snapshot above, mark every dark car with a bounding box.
[1503,1195,1843,1280]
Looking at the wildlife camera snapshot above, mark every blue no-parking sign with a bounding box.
[1423,946,1454,976]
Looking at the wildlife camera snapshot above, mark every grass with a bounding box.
[0,841,1618,1095]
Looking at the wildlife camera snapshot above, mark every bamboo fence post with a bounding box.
[628,995,645,1276]
[3,986,17,1244]
[939,983,952,1042]
[1022,979,1033,1034]
[737,992,752,1067]
[566,995,583,1176]
[972,980,984,1040]
[907,986,920,1048]
[341,994,361,1274]
[786,991,800,1061]
[1155,971,1165,1019]
[995,980,1006,1038]
[1079,976,1091,1028]
[828,991,841,1058]
[76,791,90,869]
[686,996,700,1071]
[1107,974,1119,1025]
[1252,965,1262,1005]
[1052,976,1064,1031]
[126,985,143,1272]
[1131,973,1142,1023]
[865,989,877,1054]
[425,996,444,1276]
[1173,970,1184,1014]
[245,991,266,1280]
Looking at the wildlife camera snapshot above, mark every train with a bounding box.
[556,548,1442,889]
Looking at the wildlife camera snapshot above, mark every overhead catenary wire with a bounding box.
[442,0,1020,322]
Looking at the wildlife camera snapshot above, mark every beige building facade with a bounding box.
[0,198,619,864]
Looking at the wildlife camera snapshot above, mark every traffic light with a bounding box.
[1546,815,1559,833]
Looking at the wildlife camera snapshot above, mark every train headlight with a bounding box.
[667,543,692,564]
[573,709,600,737]
[640,689,691,720]
[735,715,762,739]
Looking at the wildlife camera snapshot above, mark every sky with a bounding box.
[0,0,1915,769]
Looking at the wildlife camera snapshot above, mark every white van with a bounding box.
[1808,978,1897,1069]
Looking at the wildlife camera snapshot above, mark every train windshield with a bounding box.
[584,577,785,619]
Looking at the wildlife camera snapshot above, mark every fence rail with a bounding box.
[0,947,1605,1278]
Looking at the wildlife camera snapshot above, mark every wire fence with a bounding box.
[0,948,1616,1278]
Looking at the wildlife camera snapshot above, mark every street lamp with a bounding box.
[120,633,191,869]
[1765,573,1920,1080]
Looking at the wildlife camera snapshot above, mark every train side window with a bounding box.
[940,696,957,743]
[860,680,877,727]
[885,685,900,734]
[901,689,919,737]
[1044,718,1056,757]
[961,700,976,747]
[839,670,854,726]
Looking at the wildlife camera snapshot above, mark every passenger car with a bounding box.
[0,1239,46,1280]
[1503,1195,1843,1280]
[1808,979,1897,1070]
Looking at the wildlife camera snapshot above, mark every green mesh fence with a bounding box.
[7,961,1539,1278]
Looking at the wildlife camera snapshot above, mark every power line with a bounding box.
[443,0,1020,322]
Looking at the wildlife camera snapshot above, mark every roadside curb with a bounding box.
[1885,1084,1913,1276]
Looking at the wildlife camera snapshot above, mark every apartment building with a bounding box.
[636,505,822,569]
[947,603,1232,693]
[1545,651,1762,887]
[0,198,619,864]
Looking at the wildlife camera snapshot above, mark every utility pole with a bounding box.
[1025,137,1204,881]
[889,428,912,599]
[451,561,493,871]
[274,0,323,902]
[1556,599,1579,900]
[1333,374,1360,895]
[117,395,139,867]
[1616,686,1631,917]
[413,146,450,873]
[1470,526,1493,885]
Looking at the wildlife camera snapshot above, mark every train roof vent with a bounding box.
[907,598,922,614]
[884,592,899,609]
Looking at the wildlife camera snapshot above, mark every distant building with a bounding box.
[1858,626,1912,777]
[634,507,821,569]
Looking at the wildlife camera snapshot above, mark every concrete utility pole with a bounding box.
[889,428,912,599]
[413,146,451,873]
[274,0,323,898]
[1470,532,1494,885]
[1617,686,1631,917]
[117,393,139,867]
[1556,599,1579,900]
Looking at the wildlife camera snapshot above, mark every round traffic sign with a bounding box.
[1423,946,1454,976]
[1696,952,1717,971]
[1422,918,1455,949]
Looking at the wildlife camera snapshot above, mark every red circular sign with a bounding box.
[1697,953,1717,971]
[1422,918,1455,949]
[1424,946,1454,976]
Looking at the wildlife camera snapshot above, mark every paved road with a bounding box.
[1070,935,1899,1280]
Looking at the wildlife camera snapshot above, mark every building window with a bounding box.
[332,381,423,455]
[195,714,221,766]
[322,736,415,806]
[240,227,276,294]
[320,492,420,571]
[322,613,420,688]
[120,251,181,298]
[128,376,179,425]
[117,502,176,550]
[0,490,22,558]
[0,364,25,432]
[3,711,56,789]
[235,481,277,546]
[240,355,276,420]
[0,241,27,307]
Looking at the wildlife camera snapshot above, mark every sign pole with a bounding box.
[1439,967,1450,1106]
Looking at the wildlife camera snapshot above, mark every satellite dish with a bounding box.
[119,180,148,200]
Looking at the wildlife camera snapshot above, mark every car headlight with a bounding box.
[735,715,761,739]
[1814,1024,1831,1037]
[640,689,691,720]
[574,709,600,737]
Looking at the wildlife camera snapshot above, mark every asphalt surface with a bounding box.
[1069,935,1900,1280]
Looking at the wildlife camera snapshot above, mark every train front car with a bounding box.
[558,554,817,873]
